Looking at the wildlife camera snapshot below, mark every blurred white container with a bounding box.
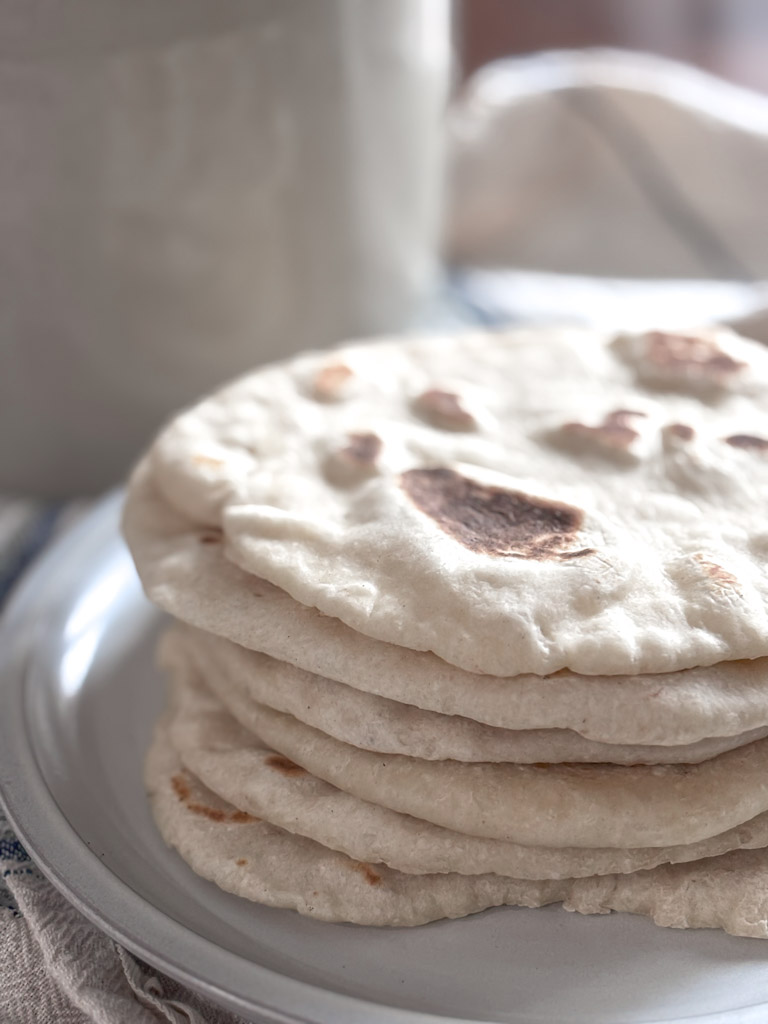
[0,0,450,494]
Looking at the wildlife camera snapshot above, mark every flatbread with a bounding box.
[159,632,768,850]
[147,718,768,935]
[164,647,768,880]
[178,622,768,764]
[122,464,768,746]
[145,327,768,676]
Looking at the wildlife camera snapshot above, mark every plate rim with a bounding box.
[2,494,768,1024]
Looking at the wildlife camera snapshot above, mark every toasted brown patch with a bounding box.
[171,773,190,802]
[401,467,589,560]
[192,454,224,468]
[351,861,382,886]
[693,554,741,592]
[199,528,222,544]
[236,858,248,866]
[171,772,258,823]
[230,811,257,824]
[190,803,226,822]
[312,363,353,401]
[190,803,257,824]
[665,423,695,441]
[724,434,768,452]
[644,331,745,383]
[265,754,307,777]
[414,389,476,431]
[560,409,646,452]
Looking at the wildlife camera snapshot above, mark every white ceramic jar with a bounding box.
[0,0,450,493]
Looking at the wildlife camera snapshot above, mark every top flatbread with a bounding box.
[145,327,768,676]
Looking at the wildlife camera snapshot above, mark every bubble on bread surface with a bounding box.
[614,330,747,393]
[324,432,383,486]
[338,432,382,467]
[556,409,648,459]
[413,389,477,431]
[692,554,742,594]
[311,363,354,402]
[664,423,696,443]
[666,553,744,600]
[724,434,768,452]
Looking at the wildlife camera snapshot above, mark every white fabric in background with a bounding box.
[446,50,768,281]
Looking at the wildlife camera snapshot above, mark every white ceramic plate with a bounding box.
[2,495,768,1024]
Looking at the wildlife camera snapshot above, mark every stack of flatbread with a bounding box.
[123,327,768,936]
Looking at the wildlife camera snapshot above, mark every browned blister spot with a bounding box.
[230,810,258,824]
[351,861,382,886]
[339,432,382,467]
[265,754,307,777]
[561,409,645,452]
[665,423,695,441]
[325,432,383,487]
[191,802,255,824]
[190,803,226,822]
[643,331,746,384]
[171,772,258,823]
[724,434,768,452]
[414,389,476,431]
[312,363,353,401]
[199,528,223,544]
[236,858,248,866]
[401,467,589,560]
[693,554,741,593]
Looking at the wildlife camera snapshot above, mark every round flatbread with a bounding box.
[146,327,768,676]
